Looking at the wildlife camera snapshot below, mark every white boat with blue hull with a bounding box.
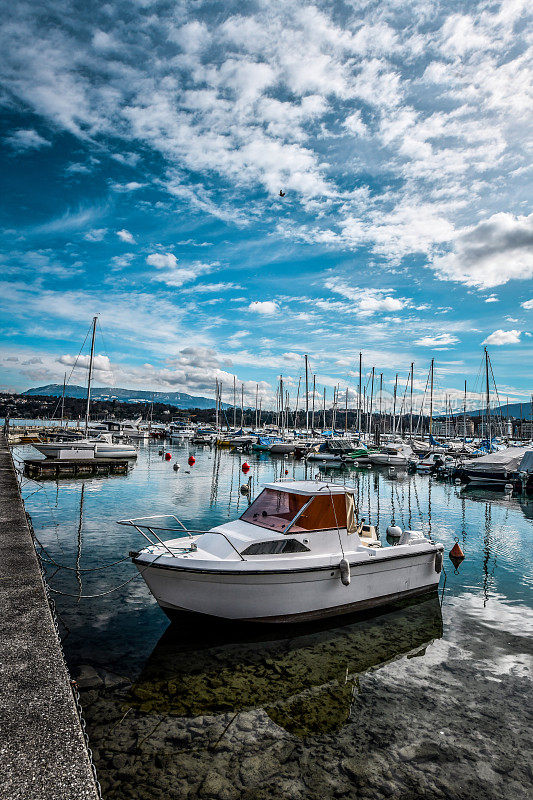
[123,481,443,623]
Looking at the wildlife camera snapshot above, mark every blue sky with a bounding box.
[0,0,532,413]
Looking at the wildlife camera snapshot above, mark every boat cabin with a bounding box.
[241,481,363,536]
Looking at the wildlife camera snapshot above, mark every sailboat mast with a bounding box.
[61,372,66,427]
[392,373,398,433]
[241,383,244,428]
[345,387,348,434]
[429,358,434,440]
[311,374,316,431]
[463,380,467,443]
[485,347,491,447]
[233,376,236,429]
[305,354,309,435]
[409,362,414,440]
[323,386,326,430]
[255,383,258,429]
[358,351,362,436]
[84,316,97,436]
[369,367,375,439]
[379,372,383,434]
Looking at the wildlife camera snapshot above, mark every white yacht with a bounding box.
[370,443,413,467]
[169,424,196,440]
[35,433,137,459]
[124,480,443,623]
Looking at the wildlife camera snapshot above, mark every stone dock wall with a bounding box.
[0,432,100,799]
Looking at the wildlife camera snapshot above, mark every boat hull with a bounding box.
[269,443,296,454]
[370,454,409,466]
[135,548,442,623]
[34,442,137,459]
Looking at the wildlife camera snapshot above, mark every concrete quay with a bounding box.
[0,432,100,799]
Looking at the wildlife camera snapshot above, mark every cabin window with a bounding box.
[241,539,310,556]
[241,489,309,532]
[291,493,349,532]
[241,488,356,533]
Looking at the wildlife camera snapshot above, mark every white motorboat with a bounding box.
[170,425,196,440]
[370,443,413,467]
[35,433,137,459]
[269,440,296,454]
[124,480,443,623]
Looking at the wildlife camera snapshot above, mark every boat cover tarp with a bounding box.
[464,447,530,474]
[326,439,357,453]
[518,451,533,474]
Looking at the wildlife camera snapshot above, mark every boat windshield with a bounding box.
[241,489,353,533]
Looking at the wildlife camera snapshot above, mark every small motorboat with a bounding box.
[34,433,137,460]
[123,480,443,623]
[370,443,413,467]
[415,452,444,473]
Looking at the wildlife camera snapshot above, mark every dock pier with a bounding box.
[0,432,100,799]
[24,457,130,480]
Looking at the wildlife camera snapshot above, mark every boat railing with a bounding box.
[117,514,246,560]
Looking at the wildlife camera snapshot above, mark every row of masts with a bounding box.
[211,348,523,441]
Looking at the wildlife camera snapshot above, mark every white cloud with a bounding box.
[112,181,145,192]
[146,253,178,270]
[247,300,279,316]
[482,329,521,345]
[117,229,136,244]
[485,295,498,303]
[521,299,533,310]
[415,334,459,348]
[84,228,107,241]
[433,213,533,288]
[146,252,216,287]
[5,128,51,150]
[324,280,408,316]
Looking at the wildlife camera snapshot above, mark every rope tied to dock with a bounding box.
[34,533,131,573]
[45,552,166,599]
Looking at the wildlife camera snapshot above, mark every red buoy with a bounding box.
[449,540,465,571]
[165,452,171,460]
[285,469,289,475]
[449,541,464,559]
[188,455,196,466]
[242,462,250,473]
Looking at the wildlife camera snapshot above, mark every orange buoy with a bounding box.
[285,469,289,475]
[188,455,195,466]
[165,452,171,460]
[449,540,465,571]
[450,541,464,559]
[242,462,250,473]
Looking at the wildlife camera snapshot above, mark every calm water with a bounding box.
[14,441,533,800]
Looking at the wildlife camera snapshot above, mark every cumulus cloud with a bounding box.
[117,229,136,244]
[84,228,107,241]
[58,353,112,373]
[248,300,279,315]
[415,334,459,347]
[482,329,521,345]
[5,128,51,151]
[324,280,408,316]
[521,299,533,310]
[433,213,533,288]
[146,253,216,287]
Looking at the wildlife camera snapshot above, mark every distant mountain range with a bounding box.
[23,384,230,410]
[459,401,532,419]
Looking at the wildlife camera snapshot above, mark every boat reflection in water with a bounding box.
[129,594,443,738]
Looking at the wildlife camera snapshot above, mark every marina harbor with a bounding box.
[2,394,532,798]
[1,1,532,797]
